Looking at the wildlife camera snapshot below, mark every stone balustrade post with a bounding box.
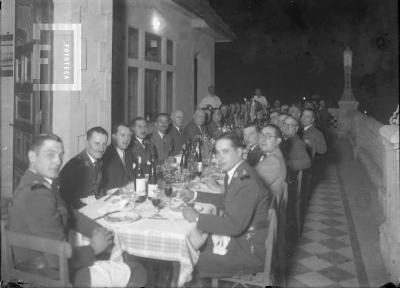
[379,125,400,282]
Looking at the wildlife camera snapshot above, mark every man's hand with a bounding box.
[177,189,194,202]
[304,138,311,146]
[201,177,222,192]
[90,227,113,255]
[182,206,199,223]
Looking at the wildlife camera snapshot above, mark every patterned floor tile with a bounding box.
[320,218,345,227]
[338,277,360,287]
[318,251,352,265]
[319,210,344,218]
[293,247,314,259]
[336,235,351,245]
[288,262,314,276]
[319,227,347,237]
[295,271,336,287]
[304,221,330,231]
[300,242,332,255]
[298,236,314,245]
[320,196,341,202]
[318,266,356,282]
[335,246,354,259]
[299,256,333,271]
[319,238,349,250]
[287,277,309,287]
[337,261,357,275]
[303,230,331,242]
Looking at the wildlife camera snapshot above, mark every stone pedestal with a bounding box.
[337,100,359,139]
[379,125,400,282]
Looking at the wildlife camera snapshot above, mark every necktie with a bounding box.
[224,174,229,192]
[121,151,126,167]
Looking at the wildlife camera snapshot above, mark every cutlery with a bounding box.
[104,189,119,202]
[93,210,121,220]
[146,216,169,220]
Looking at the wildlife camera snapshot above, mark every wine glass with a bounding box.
[151,190,162,217]
[164,182,173,197]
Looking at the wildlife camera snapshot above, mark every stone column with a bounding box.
[379,125,400,282]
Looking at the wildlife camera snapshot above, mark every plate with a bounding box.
[169,198,186,212]
[104,211,140,223]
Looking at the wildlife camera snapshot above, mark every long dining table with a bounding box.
[78,183,220,287]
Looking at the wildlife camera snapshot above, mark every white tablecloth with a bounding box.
[79,196,215,287]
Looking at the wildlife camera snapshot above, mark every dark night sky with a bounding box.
[208,0,398,123]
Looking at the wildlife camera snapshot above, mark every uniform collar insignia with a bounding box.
[233,171,238,179]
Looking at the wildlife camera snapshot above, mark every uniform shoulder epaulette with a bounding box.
[31,181,52,191]
[239,169,251,180]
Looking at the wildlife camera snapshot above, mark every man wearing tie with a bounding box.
[130,117,155,174]
[149,113,174,164]
[59,127,108,208]
[243,124,263,167]
[179,133,269,279]
[167,110,185,155]
[183,109,209,141]
[101,123,135,191]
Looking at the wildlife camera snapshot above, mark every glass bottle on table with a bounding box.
[147,158,158,199]
[195,140,203,177]
[135,156,147,203]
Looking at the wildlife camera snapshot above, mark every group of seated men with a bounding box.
[7,95,328,287]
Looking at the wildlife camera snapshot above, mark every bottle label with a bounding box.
[136,178,147,196]
[148,184,158,198]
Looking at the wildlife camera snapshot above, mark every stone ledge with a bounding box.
[380,222,400,282]
[379,125,400,146]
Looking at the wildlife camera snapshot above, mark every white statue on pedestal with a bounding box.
[341,46,356,101]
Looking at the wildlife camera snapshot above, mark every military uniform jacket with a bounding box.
[149,131,174,164]
[302,125,327,155]
[183,120,208,142]
[280,134,311,181]
[167,125,185,156]
[101,144,135,191]
[8,170,100,271]
[247,144,264,167]
[129,137,154,174]
[196,161,270,269]
[59,150,104,209]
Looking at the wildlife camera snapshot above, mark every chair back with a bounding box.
[3,228,72,287]
[296,170,304,235]
[263,208,278,281]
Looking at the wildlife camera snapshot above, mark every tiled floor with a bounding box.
[287,164,364,287]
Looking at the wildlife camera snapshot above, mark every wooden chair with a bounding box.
[275,182,288,286]
[296,170,304,236]
[211,208,278,288]
[3,227,73,287]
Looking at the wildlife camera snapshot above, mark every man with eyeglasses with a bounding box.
[280,116,311,177]
[242,124,263,166]
[256,124,287,198]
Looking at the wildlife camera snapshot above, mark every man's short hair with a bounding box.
[130,117,145,128]
[243,123,260,133]
[263,124,282,139]
[156,113,169,121]
[286,115,299,127]
[87,126,108,140]
[30,133,63,153]
[111,123,129,135]
[303,108,315,117]
[216,132,246,149]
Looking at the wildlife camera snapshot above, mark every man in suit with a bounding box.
[102,123,135,191]
[256,124,287,198]
[301,108,327,156]
[207,108,223,138]
[179,133,270,279]
[183,109,208,141]
[130,117,155,174]
[149,113,174,164]
[59,127,108,209]
[280,116,311,175]
[167,110,185,155]
[243,124,263,167]
[8,134,146,287]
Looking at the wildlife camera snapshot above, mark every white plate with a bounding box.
[104,211,140,223]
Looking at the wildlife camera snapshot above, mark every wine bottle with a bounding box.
[180,145,186,169]
[135,156,147,202]
[147,158,158,199]
[195,140,203,176]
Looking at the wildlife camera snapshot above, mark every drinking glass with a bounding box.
[164,182,173,197]
[151,190,161,217]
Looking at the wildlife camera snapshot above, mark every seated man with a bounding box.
[149,113,174,164]
[60,127,108,208]
[256,124,287,198]
[8,134,146,287]
[243,124,263,167]
[102,123,135,191]
[167,110,185,155]
[207,108,224,138]
[301,108,327,156]
[179,133,270,279]
[183,109,209,141]
[130,117,155,174]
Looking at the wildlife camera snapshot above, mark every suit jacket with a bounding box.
[101,145,135,191]
[302,125,327,155]
[196,161,270,277]
[207,121,222,138]
[59,150,104,209]
[167,124,185,155]
[149,131,174,164]
[255,148,287,198]
[183,120,208,142]
[247,144,264,167]
[8,170,100,277]
[280,134,311,180]
[129,137,155,175]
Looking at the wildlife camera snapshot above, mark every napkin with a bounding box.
[98,197,128,215]
[211,234,231,255]
[80,195,96,205]
[89,261,131,287]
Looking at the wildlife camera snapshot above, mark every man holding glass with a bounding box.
[179,132,270,280]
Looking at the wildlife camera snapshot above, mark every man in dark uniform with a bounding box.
[167,110,185,155]
[130,117,155,174]
[59,126,108,208]
[102,123,135,190]
[179,132,270,279]
[8,134,146,287]
[243,124,263,166]
[149,113,174,164]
